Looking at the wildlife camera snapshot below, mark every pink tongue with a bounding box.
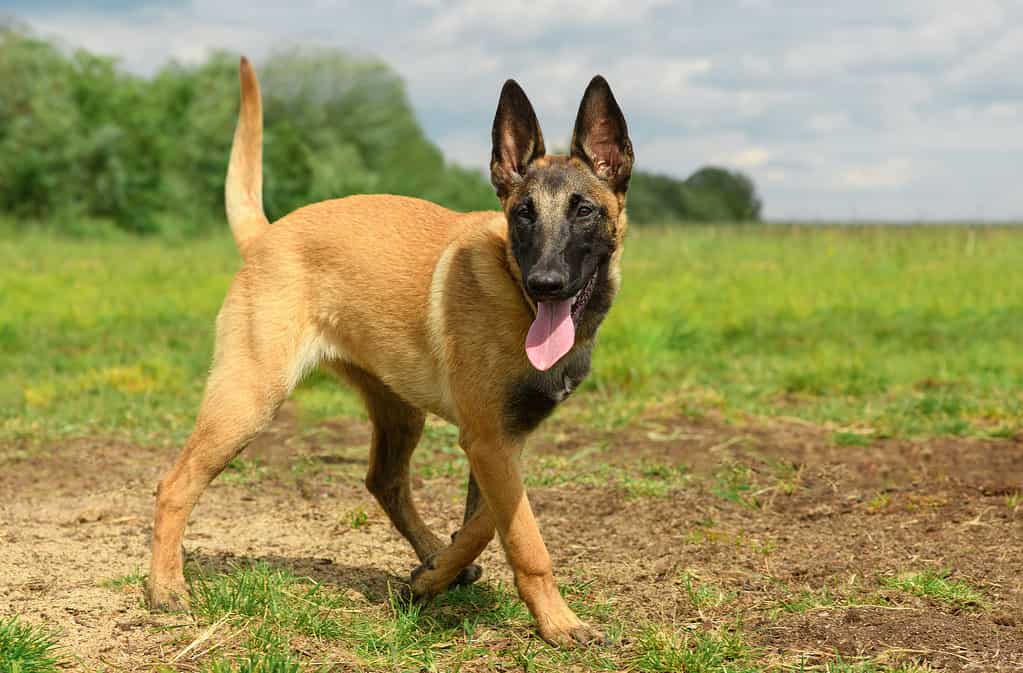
[525,299,576,371]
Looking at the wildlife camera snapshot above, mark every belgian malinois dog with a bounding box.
[147,57,633,647]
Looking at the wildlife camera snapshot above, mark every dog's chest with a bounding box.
[503,345,593,435]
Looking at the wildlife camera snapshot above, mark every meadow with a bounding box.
[1,223,1022,673]
[2,224,1020,444]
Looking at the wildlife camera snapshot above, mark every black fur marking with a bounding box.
[454,564,483,586]
[504,347,593,436]
[509,161,615,302]
[575,261,614,341]
[505,383,560,435]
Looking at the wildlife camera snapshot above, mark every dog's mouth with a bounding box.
[525,271,597,372]
[570,271,598,325]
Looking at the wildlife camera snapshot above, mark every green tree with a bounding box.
[0,27,498,236]
[628,167,763,224]
[0,25,762,234]
[683,166,762,221]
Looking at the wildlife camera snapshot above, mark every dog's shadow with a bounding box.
[185,551,404,603]
[183,551,512,629]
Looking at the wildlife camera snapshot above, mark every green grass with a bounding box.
[774,587,840,614]
[417,420,696,497]
[2,225,1021,444]
[102,568,147,590]
[678,572,735,612]
[0,617,63,673]
[599,225,1022,438]
[880,569,985,610]
[164,559,833,672]
[712,463,760,508]
[524,452,691,497]
[631,624,754,672]
[189,562,348,640]
[833,430,873,447]
[98,559,969,671]
[220,457,269,485]
[202,652,303,673]
[345,507,369,529]
[170,560,630,671]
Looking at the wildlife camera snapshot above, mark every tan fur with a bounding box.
[147,60,628,648]
[225,58,269,258]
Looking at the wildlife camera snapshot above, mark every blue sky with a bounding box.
[8,0,1023,220]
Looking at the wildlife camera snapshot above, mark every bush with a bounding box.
[629,167,762,224]
[0,26,498,236]
[0,25,762,234]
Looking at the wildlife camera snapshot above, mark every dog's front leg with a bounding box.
[466,436,605,648]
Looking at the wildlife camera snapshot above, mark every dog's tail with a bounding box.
[225,57,270,258]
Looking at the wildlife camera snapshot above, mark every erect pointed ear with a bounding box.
[570,76,634,196]
[490,79,546,198]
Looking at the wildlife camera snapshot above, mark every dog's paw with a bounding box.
[409,558,482,602]
[537,617,608,649]
[146,579,190,613]
[408,558,440,603]
[388,578,417,608]
[452,563,483,587]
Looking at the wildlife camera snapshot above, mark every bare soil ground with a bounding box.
[2,406,1022,671]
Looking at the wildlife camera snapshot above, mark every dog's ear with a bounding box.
[491,79,546,198]
[570,76,634,196]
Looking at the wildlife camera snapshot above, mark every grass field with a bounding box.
[2,225,1020,443]
[1,224,1022,672]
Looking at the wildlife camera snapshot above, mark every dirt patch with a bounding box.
[2,408,1022,670]
[762,607,1017,671]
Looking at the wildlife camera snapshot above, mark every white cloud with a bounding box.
[436,131,490,171]
[13,0,1023,220]
[807,113,851,133]
[842,159,914,189]
[732,148,770,168]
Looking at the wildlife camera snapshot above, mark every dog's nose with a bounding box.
[527,270,568,297]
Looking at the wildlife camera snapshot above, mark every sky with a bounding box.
[8,0,1023,221]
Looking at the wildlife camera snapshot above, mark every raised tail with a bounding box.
[225,57,270,258]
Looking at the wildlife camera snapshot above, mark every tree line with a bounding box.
[0,26,762,235]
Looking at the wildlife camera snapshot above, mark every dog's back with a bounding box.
[237,194,510,420]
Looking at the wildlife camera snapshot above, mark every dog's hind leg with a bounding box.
[147,371,287,610]
[446,472,486,584]
[147,291,312,611]
[340,365,483,586]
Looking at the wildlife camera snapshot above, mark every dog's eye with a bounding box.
[576,205,594,218]
[515,203,535,222]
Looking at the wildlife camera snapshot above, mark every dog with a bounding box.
[146,56,634,648]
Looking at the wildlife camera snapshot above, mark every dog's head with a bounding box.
[490,76,633,371]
